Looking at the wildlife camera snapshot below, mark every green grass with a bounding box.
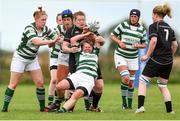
[0,83,180,120]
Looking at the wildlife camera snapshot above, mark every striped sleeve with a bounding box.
[47,27,57,40]
[24,26,38,41]
[111,23,123,38]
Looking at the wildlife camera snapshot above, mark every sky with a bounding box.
[0,0,180,52]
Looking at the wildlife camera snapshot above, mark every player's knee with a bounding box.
[56,79,67,91]
[36,80,44,88]
[139,75,150,86]
[128,80,134,89]
[72,88,86,100]
[51,78,57,85]
[157,80,167,88]
[120,70,130,84]
[122,76,130,84]
[94,79,104,93]
[9,83,18,89]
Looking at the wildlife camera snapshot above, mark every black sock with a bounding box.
[165,101,172,113]
[92,91,102,108]
[138,95,145,108]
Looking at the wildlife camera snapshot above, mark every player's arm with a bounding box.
[62,41,79,53]
[70,32,92,45]
[141,36,157,61]
[95,35,105,47]
[31,35,59,46]
[171,40,178,55]
[110,34,126,49]
[133,43,147,48]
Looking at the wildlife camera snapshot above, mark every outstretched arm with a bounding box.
[32,35,60,46]
[62,41,79,53]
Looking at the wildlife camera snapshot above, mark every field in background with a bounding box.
[1,51,180,84]
[0,84,179,120]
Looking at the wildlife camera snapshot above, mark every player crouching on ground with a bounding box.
[55,37,104,113]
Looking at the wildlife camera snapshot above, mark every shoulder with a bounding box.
[138,24,146,32]
[24,23,36,33]
[56,24,65,34]
[149,22,158,29]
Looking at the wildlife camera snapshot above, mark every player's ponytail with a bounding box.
[153,3,172,18]
[33,6,47,19]
[162,4,172,18]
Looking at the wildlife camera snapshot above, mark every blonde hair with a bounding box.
[33,7,47,19]
[153,3,172,18]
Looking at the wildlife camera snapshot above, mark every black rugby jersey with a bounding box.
[148,20,176,64]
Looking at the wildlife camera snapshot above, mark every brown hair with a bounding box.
[73,11,86,21]
[80,39,94,49]
[56,13,62,21]
[33,7,47,19]
[153,3,172,18]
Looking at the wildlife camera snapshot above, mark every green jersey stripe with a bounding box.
[18,48,33,56]
[112,20,147,59]
[26,46,38,53]
[18,54,35,60]
[17,22,56,60]
[77,66,97,72]
[78,59,97,65]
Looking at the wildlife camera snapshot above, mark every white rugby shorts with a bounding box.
[58,52,69,66]
[11,52,40,73]
[114,52,138,70]
[67,72,95,96]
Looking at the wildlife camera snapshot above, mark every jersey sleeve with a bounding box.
[171,30,176,41]
[47,27,57,40]
[148,23,158,40]
[24,26,38,41]
[111,23,123,38]
[141,28,148,44]
[93,47,100,55]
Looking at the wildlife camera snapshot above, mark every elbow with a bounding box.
[143,44,147,48]
[32,41,40,46]
[70,38,77,45]
[110,35,114,40]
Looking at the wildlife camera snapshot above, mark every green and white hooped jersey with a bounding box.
[16,22,56,60]
[112,20,147,59]
[75,48,99,78]
[50,25,66,58]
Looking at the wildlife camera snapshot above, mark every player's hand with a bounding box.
[141,55,149,61]
[132,43,139,48]
[119,41,126,49]
[52,34,60,43]
[82,26,89,34]
[70,47,79,53]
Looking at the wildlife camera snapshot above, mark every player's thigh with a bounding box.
[127,58,138,71]
[114,53,128,71]
[10,56,26,73]
[50,69,58,81]
[26,57,41,71]
[57,64,69,82]
[9,72,23,89]
[30,69,44,87]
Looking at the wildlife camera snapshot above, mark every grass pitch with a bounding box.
[0,83,179,120]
